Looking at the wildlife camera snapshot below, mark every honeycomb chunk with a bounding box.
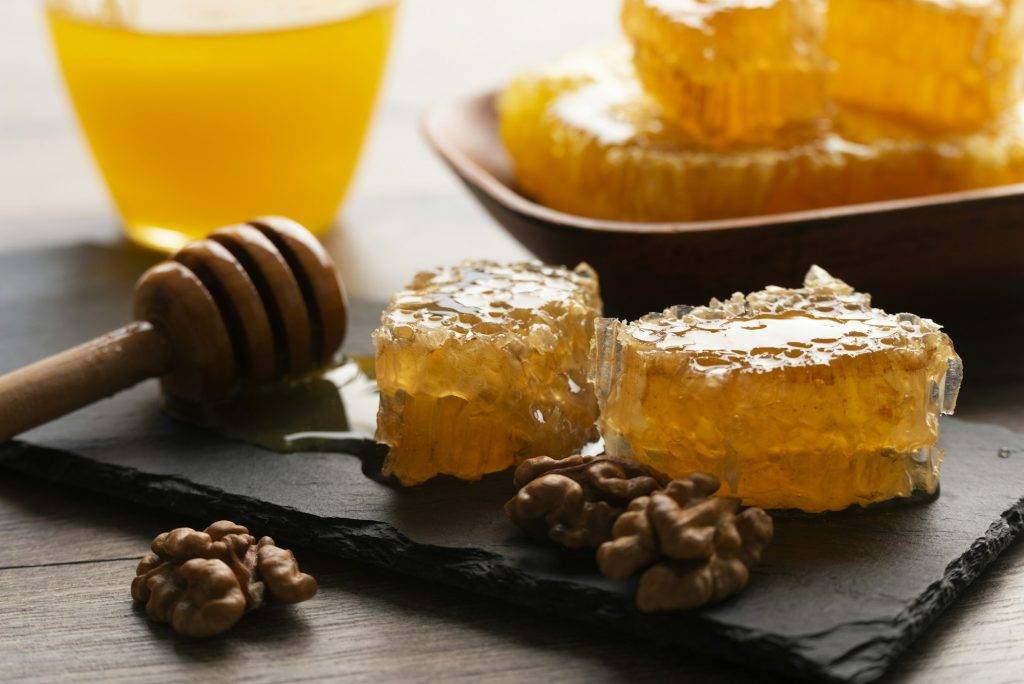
[499,45,1024,222]
[834,104,1024,192]
[621,0,828,146]
[827,0,1024,130]
[374,261,602,486]
[589,267,963,512]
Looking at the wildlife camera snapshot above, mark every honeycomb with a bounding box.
[374,261,602,486]
[622,0,828,146]
[834,104,1024,193]
[827,0,1024,130]
[499,45,1024,222]
[589,266,963,512]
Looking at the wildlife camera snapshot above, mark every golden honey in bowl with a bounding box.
[47,0,397,251]
[621,0,829,147]
[499,45,1024,222]
[827,0,1024,131]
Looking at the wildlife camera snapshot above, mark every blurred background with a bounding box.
[3,5,1024,681]
[0,0,617,300]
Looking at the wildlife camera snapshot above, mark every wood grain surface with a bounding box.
[1,1,1023,682]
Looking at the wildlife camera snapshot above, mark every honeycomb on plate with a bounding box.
[621,0,828,146]
[589,266,963,512]
[373,261,602,486]
[498,45,1024,222]
[827,0,1024,130]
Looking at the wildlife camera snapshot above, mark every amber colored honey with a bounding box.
[47,3,396,251]
[373,262,602,486]
[622,0,828,146]
[827,0,1024,130]
[500,45,1024,223]
[590,268,963,512]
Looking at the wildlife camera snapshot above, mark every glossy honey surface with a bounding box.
[374,262,602,485]
[590,267,963,512]
[48,3,396,251]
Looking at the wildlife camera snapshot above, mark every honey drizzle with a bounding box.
[164,356,380,455]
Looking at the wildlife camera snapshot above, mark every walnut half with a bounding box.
[504,455,670,549]
[132,521,317,637]
[596,475,773,612]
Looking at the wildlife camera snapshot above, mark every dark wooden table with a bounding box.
[2,2,1023,681]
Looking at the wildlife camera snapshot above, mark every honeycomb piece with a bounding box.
[827,0,1024,130]
[373,261,602,486]
[499,45,840,222]
[621,0,828,146]
[834,104,1024,195]
[589,266,963,512]
[499,45,1024,222]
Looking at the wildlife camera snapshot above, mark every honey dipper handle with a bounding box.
[0,322,173,442]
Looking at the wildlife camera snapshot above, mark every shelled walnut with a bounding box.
[131,521,317,637]
[597,475,773,612]
[504,454,669,548]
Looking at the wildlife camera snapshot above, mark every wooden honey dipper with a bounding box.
[0,217,347,442]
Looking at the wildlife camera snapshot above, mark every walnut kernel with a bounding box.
[596,474,773,612]
[132,521,316,636]
[505,455,669,549]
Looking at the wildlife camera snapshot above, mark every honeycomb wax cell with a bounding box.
[589,267,963,512]
[373,261,602,486]
[833,104,1024,195]
[827,0,1024,130]
[621,0,828,146]
[498,45,843,222]
[498,45,1024,222]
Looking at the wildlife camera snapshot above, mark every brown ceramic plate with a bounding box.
[422,91,1024,334]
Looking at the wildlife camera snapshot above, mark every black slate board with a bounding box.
[2,244,1024,683]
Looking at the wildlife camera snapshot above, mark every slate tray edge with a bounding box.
[3,441,1021,683]
[816,499,1024,681]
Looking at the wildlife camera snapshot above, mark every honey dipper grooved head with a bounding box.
[133,217,348,402]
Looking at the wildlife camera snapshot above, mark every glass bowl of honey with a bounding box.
[46,0,398,251]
